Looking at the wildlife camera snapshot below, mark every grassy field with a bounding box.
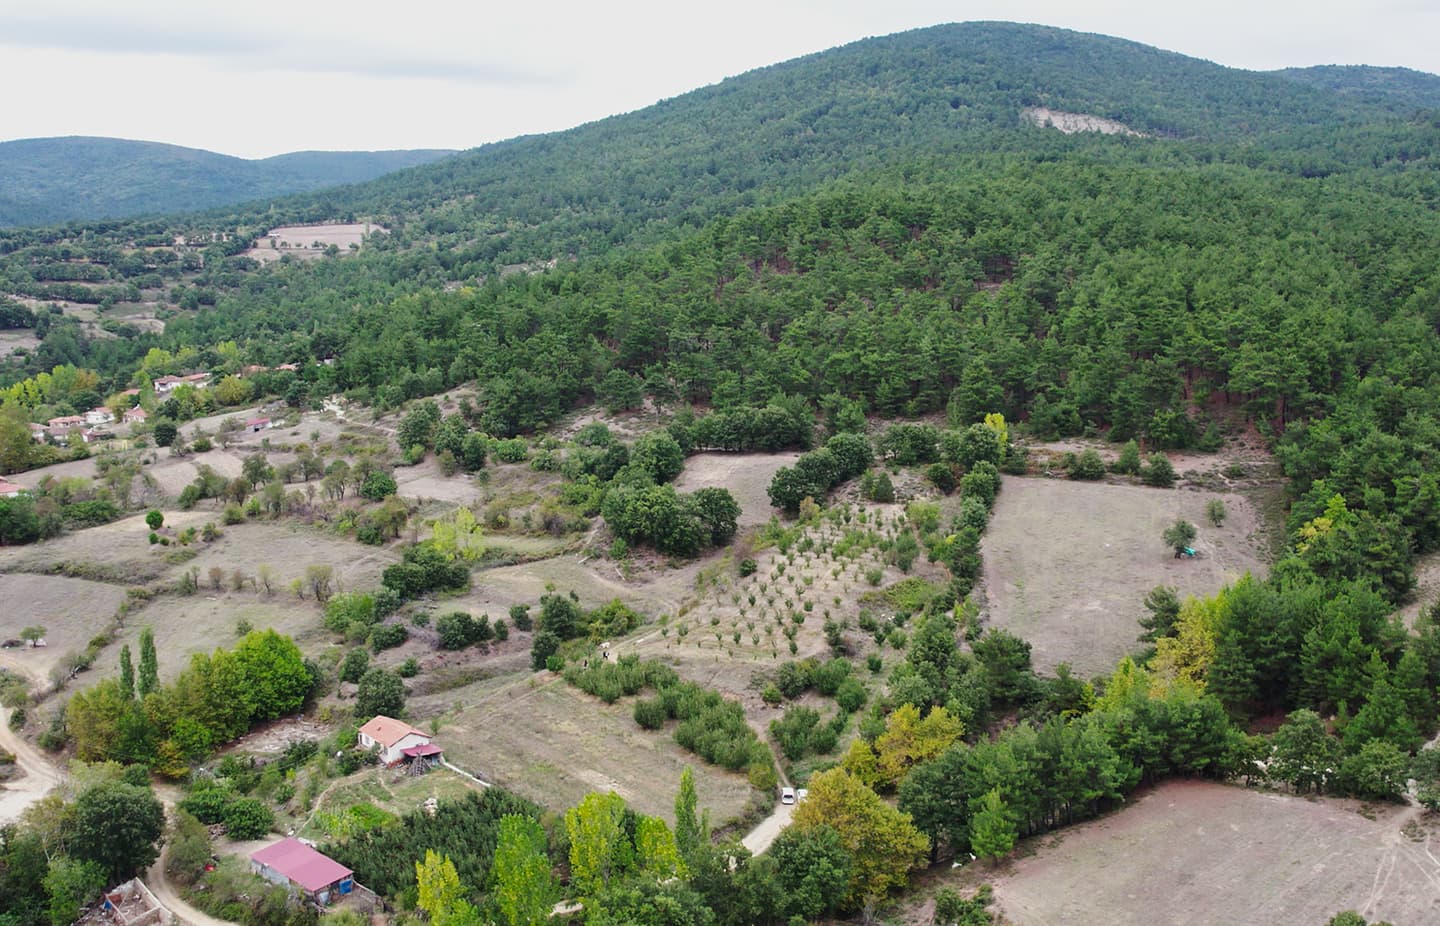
[436,678,756,824]
[674,452,801,528]
[980,476,1269,677]
[991,780,1440,925]
[105,595,330,683]
[0,574,129,684]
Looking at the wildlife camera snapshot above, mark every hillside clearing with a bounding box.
[991,780,1440,925]
[0,574,128,684]
[979,476,1268,677]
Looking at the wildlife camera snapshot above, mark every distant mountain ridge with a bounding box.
[0,137,456,227]
[1272,65,1440,111]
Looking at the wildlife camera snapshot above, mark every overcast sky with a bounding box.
[3,0,1437,159]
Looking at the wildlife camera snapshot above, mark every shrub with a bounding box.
[397,658,420,678]
[146,510,164,530]
[339,648,370,683]
[1069,449,1106,480]
[1143,454,1177,487]
[360,471,398,500]
[509,604,533,631]
[836,676,868,712]
[222,797,273,839]
[369,623,408,653]
[634,698,667,730]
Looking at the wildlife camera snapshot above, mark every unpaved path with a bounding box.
[0,707,63,824]
[147,845,236,926]
[741,800,794,856]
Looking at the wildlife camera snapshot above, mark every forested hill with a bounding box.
[0,137,455,227]
[1273,65,1440,111]
[64,21,1433,270]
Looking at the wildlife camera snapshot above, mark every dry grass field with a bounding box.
[103,595,331,683]
[0,574,129,684]
[436,677,755,824]
[674,452,801,528]
[991,780,1440,926]
[980,476,1269,677]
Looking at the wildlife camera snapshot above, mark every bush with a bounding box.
[1143,454,1177,487]
[369,623,408,653]
[739,558,758,577]
[339,648,370,683]
[835,676,868,712]
[360,471,398,501]
[1112,439,1142,475]
[509,604,533,631]
[146,510,164,530]
[397,658,420,678]
[222,797,274,839]
[1069,449,1106,480]
[634,698,667,730]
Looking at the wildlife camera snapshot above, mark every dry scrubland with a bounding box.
[980,476,1269,676]
[992,780,1440,925]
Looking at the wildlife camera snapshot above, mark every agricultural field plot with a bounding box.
[104,595,329,683]
[980,477,1268,677]
[0,574,129,684]
[991,780,1440,926]
[437,678,755,824]
[3,457,99,489]
[294,766,483,841]
[0,510,220,585]
[458,556,686,624]
[160,520,398,594]
[0,328,40,356]
[673,453,800,528]
[629,508,928,701]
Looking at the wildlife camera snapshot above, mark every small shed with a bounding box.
[251,838,353,905]
[246,417,272,433]
[401,742,444,774]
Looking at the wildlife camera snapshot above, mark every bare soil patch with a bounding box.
[980,476,1268,677]
[992,780,1440,926]
[0,574,128,684]
[674,453,800,528]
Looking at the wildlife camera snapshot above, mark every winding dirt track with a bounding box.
[0,707,62,825]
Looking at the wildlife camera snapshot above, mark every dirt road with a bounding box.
[741,800,794,856]
[0,707,63,824]
[147,843,237,926]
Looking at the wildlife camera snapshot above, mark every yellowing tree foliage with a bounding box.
[791,767,928,909]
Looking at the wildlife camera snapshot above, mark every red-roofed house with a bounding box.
[357,715,433,765]
[246,416,271,433]
[0,478,24,497]
[123,407,148,425]
[250,838,353,905]
[85,407,115,426]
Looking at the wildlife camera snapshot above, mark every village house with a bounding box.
[152,375,183,394]
[82,427,110,444]
[246,416,271,433]
[45,415,85,440]
[123,407,149,425]
[29,422,46,442]
[85,406,115,426]
[356,715,438,766]
[250,838,354,905]
[0,478,24,497]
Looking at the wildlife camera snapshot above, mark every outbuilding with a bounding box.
[250,838,354,905]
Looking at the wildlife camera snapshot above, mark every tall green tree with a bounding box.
[489,815,555,926]
[68,781,164,883]
[565,791,628,898]
[137,627,158,697]
[673,767,705,864]
[118,644,135,699]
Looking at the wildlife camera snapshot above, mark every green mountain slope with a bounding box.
[0,136,455,227]
[237,21,1424,267]
[1273,64,1440,110]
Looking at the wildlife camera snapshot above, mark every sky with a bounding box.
[2,0,1437,159]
